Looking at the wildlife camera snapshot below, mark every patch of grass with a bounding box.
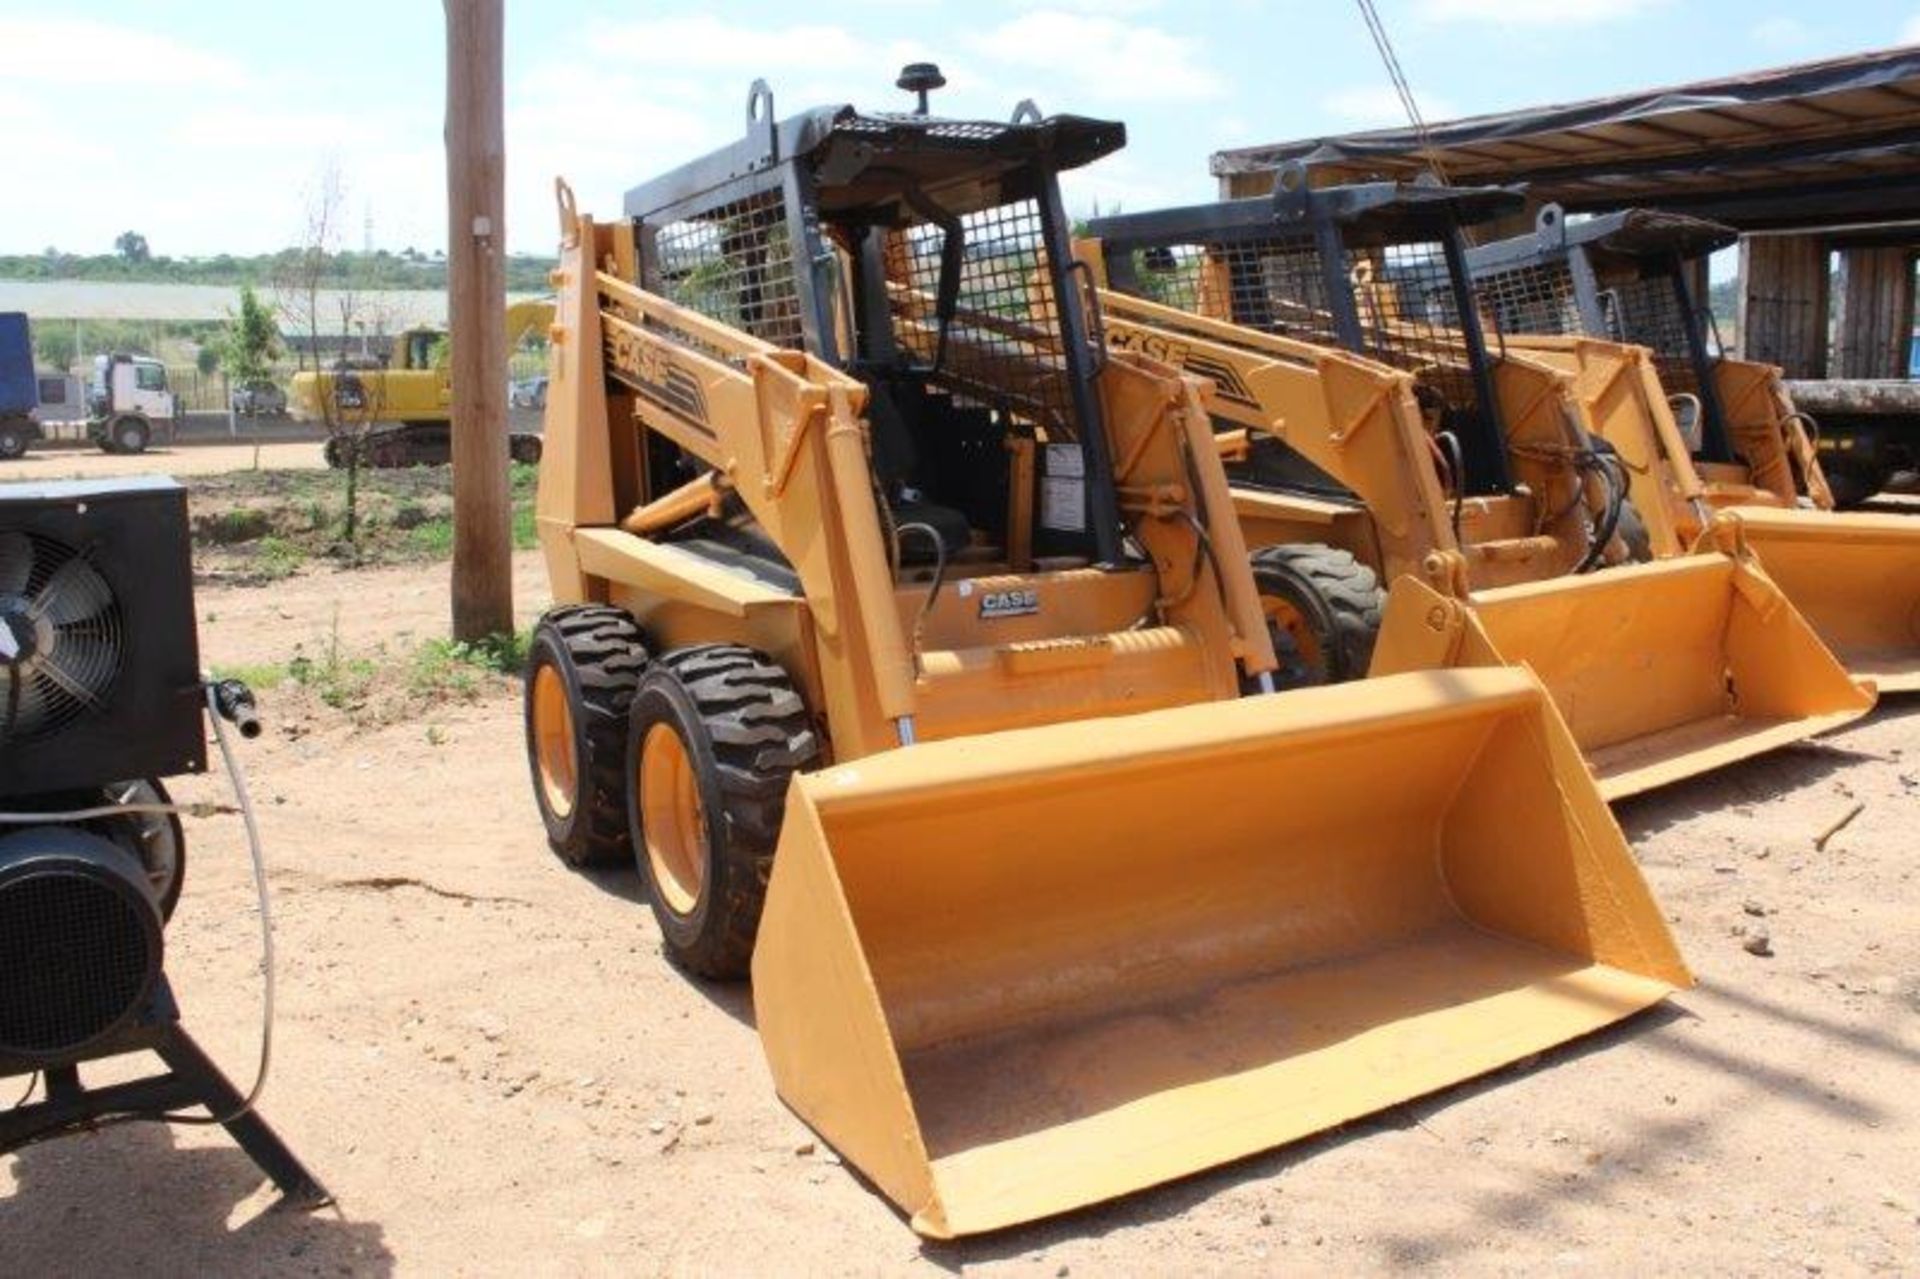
[210,661,291,692]
[406,517,455,559]
[287,647,379,711]
[408,630,532,701]
[190,462,541,583]
[253,536,309,581]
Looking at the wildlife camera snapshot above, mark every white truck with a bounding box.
[86,353,177,454]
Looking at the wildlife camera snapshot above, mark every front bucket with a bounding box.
[751,670,1688,1237]
[1717,507,1920,693]
[1373,556,1876,800]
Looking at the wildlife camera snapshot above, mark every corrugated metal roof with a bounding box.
[1211,46,1920,231]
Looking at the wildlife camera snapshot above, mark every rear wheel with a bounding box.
[0,421,29,460]
[523,605,650,867]
[627,645,818,979]
[1249,544,1384,689]
[1822,456,1882,510]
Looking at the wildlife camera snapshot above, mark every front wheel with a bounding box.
[1248,544,1384,690]
[627,645,818,979]
[109,415,150,455]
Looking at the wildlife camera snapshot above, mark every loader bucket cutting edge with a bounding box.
[1715,507,1920,694]
[750,668,1689,1238]
[1373,557,1877,801]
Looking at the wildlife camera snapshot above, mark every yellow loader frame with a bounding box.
[1081,182,1872,799]
[525,90,1689,1237]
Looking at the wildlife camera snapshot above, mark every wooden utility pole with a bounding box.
[445,0,513,640]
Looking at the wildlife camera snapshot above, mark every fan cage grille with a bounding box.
[0,530,125,748]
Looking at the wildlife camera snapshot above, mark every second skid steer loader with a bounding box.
[1084,174,1872,798]
[522,74,1689,1236]
[1467,205,1920,691]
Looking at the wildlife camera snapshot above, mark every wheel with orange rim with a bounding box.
[1247,543,1384,690]
[522,606,649,866]
[626,645,818,979]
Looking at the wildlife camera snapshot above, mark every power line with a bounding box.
[1354,0,1449,183]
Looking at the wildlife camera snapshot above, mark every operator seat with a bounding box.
[865,384,973,565]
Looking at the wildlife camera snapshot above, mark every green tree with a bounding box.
[34,324,78,373]
[219,284,280,383]
[114,230,151,263]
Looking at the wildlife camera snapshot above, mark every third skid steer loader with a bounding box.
[1465,205,1920,691]
[523,71,1689,1237]
[1083,172,1873,799]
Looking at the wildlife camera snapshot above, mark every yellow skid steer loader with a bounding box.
[524,74,1688,1236]
[1083,176,1871,798]
[1467,206,1920,691]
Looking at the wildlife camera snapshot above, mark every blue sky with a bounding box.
[2,1,1917,258]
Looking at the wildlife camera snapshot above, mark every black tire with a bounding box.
[111,415,150,455]
[523,605,650,867]
[1249,544,1384,690]
[510,435,543,465]
[1822,456,1881,510]
[1614,496,1654,564]
[0,421,28,460]
[626,645,818,980]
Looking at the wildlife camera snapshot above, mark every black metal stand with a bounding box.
[0,980,330,1210]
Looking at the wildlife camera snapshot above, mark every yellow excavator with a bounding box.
[1082,175,1873,798]
[1465,205,1920,692]
[289,299,551,466]
[523,72,1688,1236]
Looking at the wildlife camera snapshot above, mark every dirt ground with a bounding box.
[7,441,330,480]
[1,504,1916,1275]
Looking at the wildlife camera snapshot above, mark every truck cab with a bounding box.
[88,353,177,454]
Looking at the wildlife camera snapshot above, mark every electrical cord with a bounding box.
[893,522,949,645]
[0,682,276,1135]
[155,683,275,1127]
[1433,429,1467,544]
[1572,450,1629,574]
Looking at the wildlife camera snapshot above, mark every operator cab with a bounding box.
[1466,205,1742,462]
[1092,173,1526,499]
[623,70,1126,575]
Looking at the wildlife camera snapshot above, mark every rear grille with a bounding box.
[1598,274,1702,396]
[0,866,161,1059]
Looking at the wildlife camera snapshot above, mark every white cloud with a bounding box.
[1751,15,1812,49]
[1023,0,1165,11]
[967,11,1223,103]
[1322,86,1459,128]
[586,16,874,72]
[1417,0,1667,25]
[0,17,251,87]
[1902,13,1920,43]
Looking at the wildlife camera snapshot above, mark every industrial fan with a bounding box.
[0,477,327,1209]
[0,528,126,746]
